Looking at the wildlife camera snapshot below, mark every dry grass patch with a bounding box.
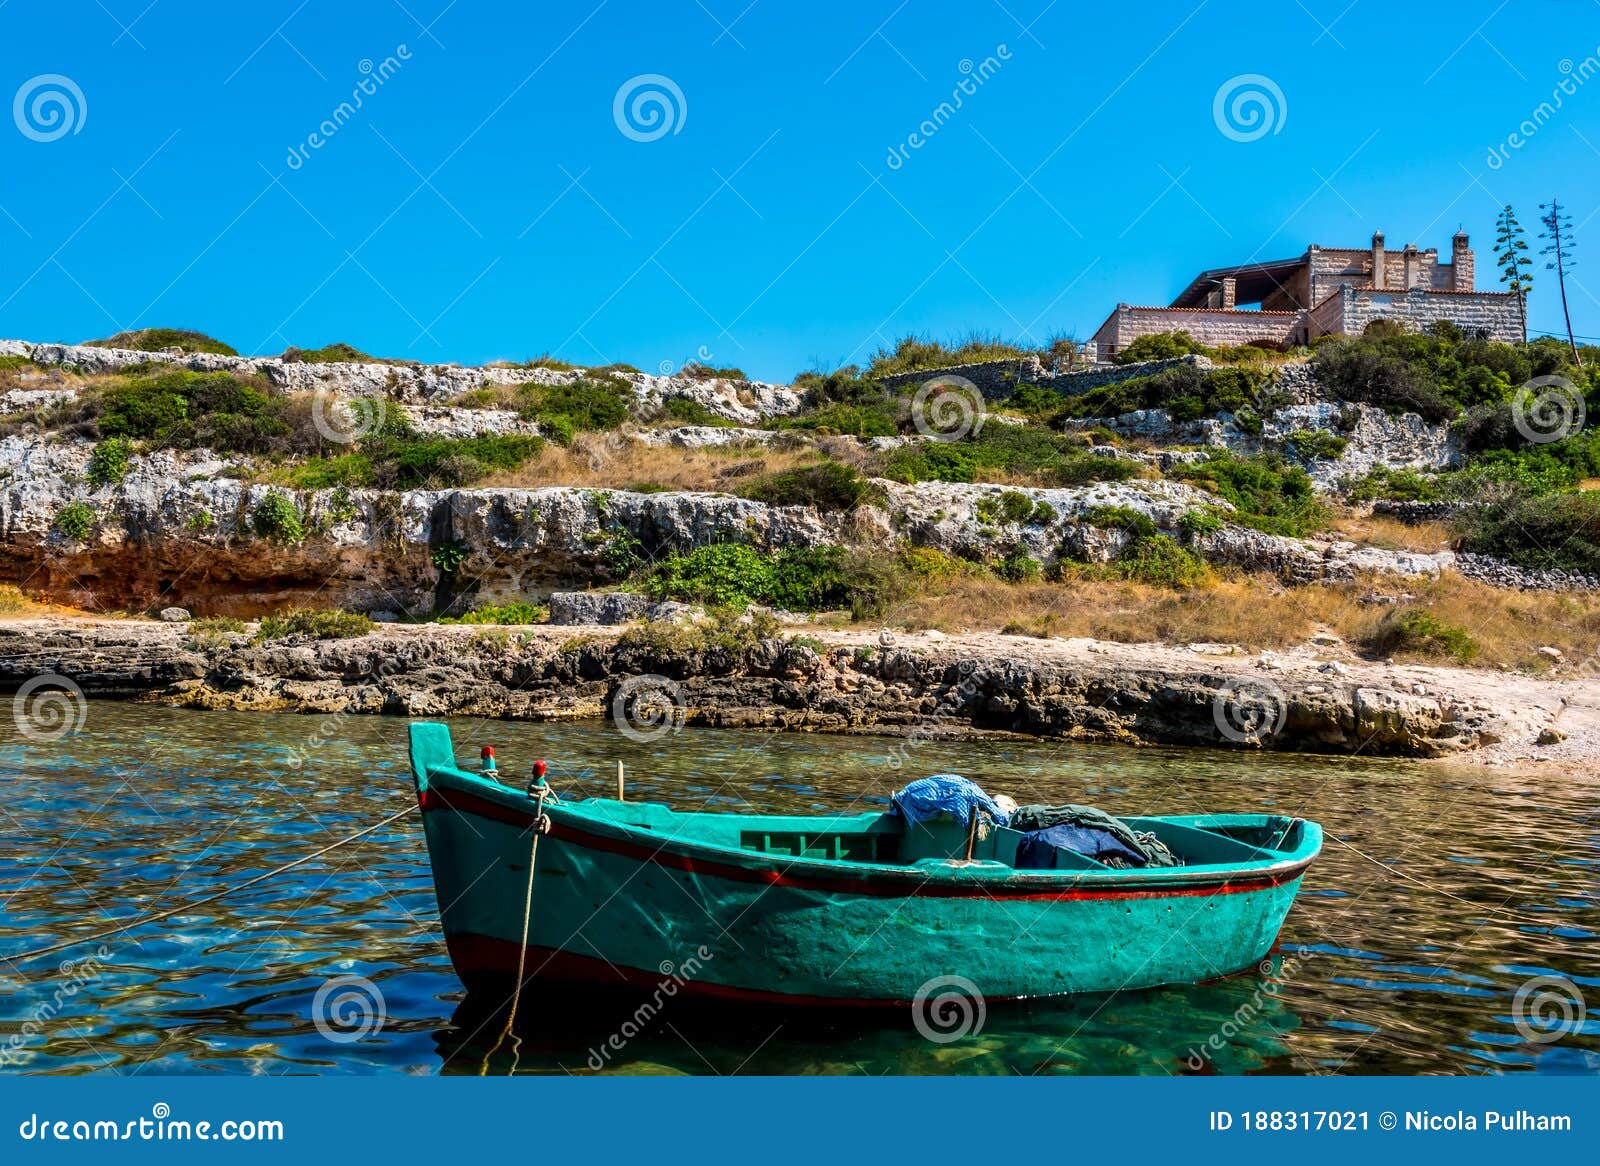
[1327,513,1454,553]
[874,569,1600,671]
[480,435,856,493]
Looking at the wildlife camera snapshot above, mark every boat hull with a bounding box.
[417,778,1315,1005]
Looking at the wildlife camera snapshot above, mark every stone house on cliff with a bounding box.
[1090,232,1522,358]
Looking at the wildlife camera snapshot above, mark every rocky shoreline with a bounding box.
[1,617,1590,765]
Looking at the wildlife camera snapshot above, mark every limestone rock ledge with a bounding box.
[0,619,1567,759]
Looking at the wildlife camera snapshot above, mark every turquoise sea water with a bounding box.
[0,703,1595,1075]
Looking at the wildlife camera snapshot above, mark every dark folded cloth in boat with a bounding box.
[1010,804,1182,869]
[892,775,1010,829]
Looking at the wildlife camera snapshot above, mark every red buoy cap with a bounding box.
[533,759,548,778]
[481,745,495,758]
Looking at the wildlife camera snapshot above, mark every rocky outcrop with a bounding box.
[1072,400,1459,489]
[0,433,1530,613]
[1,339,806,424]
[0,618,1558,758]
[1193,526,1455,583]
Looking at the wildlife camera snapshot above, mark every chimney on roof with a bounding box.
[1452,230,1474,291]
[1371,231,1386,290]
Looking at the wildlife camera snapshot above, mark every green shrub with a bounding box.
[1082,505,1158,539]
[252,492,305,543]
[643,544,904,615]
[647,544,777,608]
[1170,452,1325,537]
[899,546,971,579]
[86,436,134,487]
[881,426,1137,487]
[1002,383,1069,422]
[994,548,1042,582]
[1177,508,1225,540]
[660,397,730,427]
[282,342,380,363]
[191,616,247,635]
[995,490,1037,524]
[1063,362,1270,422]
[773,401,899,438]
[1454,491,1600,575]
[279,453,376,489]
[86,328,237,356]
[1342,467,1450,503]
[431,541,469,572]
[1365,608,1479,663]
[1285,429,1348,461]
[439,601,547,625]
[516,373,632,438]
[680,362,748,381]
[864,332,1028,379]
[53,500,95,541]
[1113,330,1210,365]
[257,609,373,640]
[364,432,543,488]
[738,462,877,511]
[99,370,291,453]
[1115,534,1212,588]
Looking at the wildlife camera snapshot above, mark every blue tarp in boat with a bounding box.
[891,775,1010,829]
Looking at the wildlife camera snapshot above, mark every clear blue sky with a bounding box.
[0,0,1596,381]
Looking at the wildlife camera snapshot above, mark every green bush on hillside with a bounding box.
[86,329,237,356]
[86,436,134,487]
[737,462,878,511]
[1170,452,1324,537]
[516,373,632,441]
[881,426,1138,487]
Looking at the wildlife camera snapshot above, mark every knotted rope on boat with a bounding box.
[480,776,553,1075]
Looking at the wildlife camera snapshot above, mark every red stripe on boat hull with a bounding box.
[420,784,1312,902]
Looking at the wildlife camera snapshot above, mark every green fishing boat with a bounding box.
[410,722,1322,1006]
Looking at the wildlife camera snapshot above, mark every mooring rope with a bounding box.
[1325,833,1553,924]
[480,783,549,1076]
[0,803,420,968]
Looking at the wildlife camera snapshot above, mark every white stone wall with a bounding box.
[1338,288,1522,342]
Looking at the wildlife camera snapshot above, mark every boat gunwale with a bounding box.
[417,762,1324,896]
